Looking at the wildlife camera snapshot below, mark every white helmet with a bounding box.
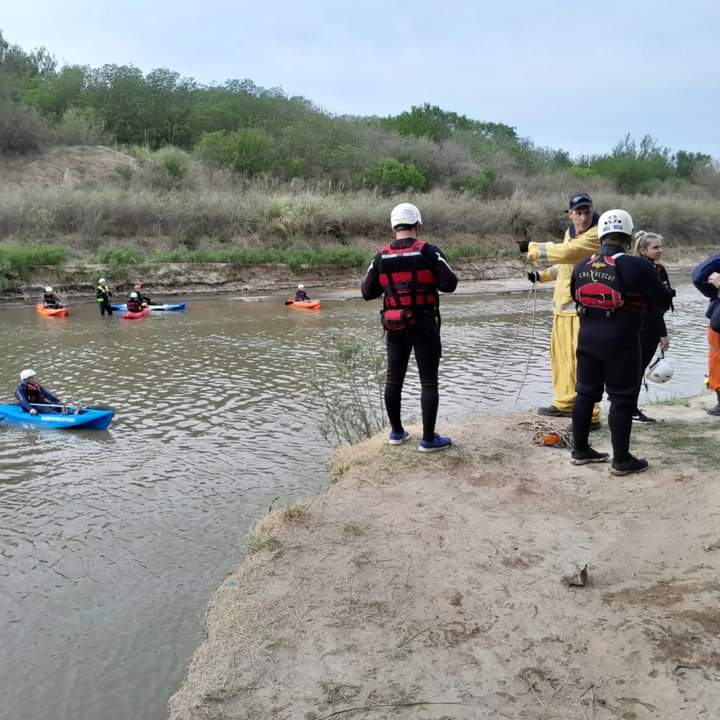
[45,286,53,293]
[99,277,106,284]
[646,358,673,383]
[598,209,634,240]
[297,284,304,290]
[20,369,36,382]
[390,203,422,229]
[130,291,138,299]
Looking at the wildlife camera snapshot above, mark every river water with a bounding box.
[0,284,711,720]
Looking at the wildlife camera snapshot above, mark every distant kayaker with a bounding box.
[361,202,458,453]
[96,278,113,316]
[133,282,152,307]
[15,369,63,415]
[43,286,63,309]
[126,291,144,313]
[294,284,310,302]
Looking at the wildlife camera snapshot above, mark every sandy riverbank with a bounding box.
[168,396,720,720]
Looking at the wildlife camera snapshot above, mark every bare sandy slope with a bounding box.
[167,396,720,720]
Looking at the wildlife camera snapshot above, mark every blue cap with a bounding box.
[567,192,593,212]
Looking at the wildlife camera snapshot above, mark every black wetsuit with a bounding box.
[294,290,309,302]
[44,292,62,308]
[361,238,457,442]
[571,243,671,461]
[632,260,674,413]
[97,285,113,316]
[126,296,144,313]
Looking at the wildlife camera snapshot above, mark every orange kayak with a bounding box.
[36,304,69,317]
[287,299,321,311]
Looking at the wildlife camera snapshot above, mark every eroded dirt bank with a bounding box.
[168,397,720,720]
[0,256,527,305]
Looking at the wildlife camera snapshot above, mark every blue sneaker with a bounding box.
[417,434,452,453]
[388,430,410,446]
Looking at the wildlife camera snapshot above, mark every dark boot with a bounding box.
[707,391,720,416]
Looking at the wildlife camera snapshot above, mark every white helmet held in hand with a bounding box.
[390,203,422,229]
[598,209,634,239]
[130,291,138,299]
[646,357,673,383]
[20,369,37,383]
[45,286,53,293]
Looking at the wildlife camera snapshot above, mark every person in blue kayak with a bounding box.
[294,284,310,302]
[96,277,113,316]
[43,286,63,308]
[133,282,152,306]
[16,369,63,415]
[126,291,144,313]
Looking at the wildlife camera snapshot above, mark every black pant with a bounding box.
[572,318,641,462]
[631,329,660,413]
[385,314,441,442]
[99,299,113,316]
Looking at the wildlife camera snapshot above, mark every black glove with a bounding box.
[516,239,530,254]
[527,271,539,283]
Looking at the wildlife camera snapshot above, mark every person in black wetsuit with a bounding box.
[294,284,310,302]
[570,210,672,476]
[96,278,113,316]
[630,231,675,423]
[43,286,62,308]
[361,202,458,453]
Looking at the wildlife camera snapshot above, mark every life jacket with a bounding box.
[379,240,438,312]
[25,382,43,404]
[574,253,644,316]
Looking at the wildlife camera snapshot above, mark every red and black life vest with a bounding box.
[574,253,645,315]
[379,240,438,312]
[25,383,43,404]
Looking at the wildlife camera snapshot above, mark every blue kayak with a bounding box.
[110,302,187,312]
[0,403,114,430]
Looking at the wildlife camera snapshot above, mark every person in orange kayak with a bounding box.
[294,284,310,302]
[126,291,144,313]
[43,286,62,308]
[15,369,63,415]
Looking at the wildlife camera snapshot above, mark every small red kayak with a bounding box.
[286,299,321,311]
[123,307,151,319]
[36,304,69,317]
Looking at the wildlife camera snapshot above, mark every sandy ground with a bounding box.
[168,396,720,720]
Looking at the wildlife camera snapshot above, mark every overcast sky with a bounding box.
[3,0,719,158]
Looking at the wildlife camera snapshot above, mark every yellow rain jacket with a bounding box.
[528,224,599,316]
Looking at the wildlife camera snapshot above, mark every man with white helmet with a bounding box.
[15,369,63,415]
[43,286,62,309]
[570,209,672,475]
[361,202,458,453]
[294,284,310,302]
[96,277,113,316]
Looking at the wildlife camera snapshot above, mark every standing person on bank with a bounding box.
[691,253,720,415]
[631,231,675,423]
[96,278,113,316]
[570,210,672,475]
[519,193,601,427]
[361,203,458,453]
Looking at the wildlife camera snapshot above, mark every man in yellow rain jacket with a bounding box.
[518,192,601,425]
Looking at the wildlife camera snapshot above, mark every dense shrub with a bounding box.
[451,169,498,197]
[195,129,272,176]
[363,159,428,194]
